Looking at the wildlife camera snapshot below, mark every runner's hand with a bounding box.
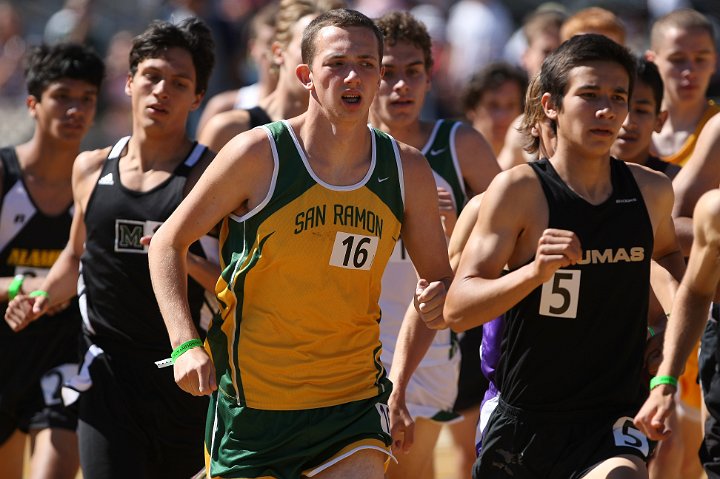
[4,293,49,332]
[388,390,414,454]
[633,384,675,440]
[174,346,217,396]
[533,229,582,282]
[415,279,447,330]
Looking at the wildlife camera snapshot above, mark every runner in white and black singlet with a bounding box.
[5,19,219,479]
[0,43,104,479]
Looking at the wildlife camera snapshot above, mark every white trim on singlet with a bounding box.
[284,119,376,192]
[0,179,36,252]
[420,120,466,203]
[390,136,405,208]
[448,121,467,200]
[110,136,205,168]
[420,119,443,156]
[108,136,131,160]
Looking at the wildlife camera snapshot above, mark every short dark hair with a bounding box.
[375,10,433,72]
[301,8,383,66]
[539,33,635,113]
[129,17,215,94]
[635,57,663,114]
[461,62,528,113]
[24,43,105,99]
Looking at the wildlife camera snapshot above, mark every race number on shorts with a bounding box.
[329,232,379,270]
[612,417,650,458]
[41,363,79,406]
[539,269,581,318]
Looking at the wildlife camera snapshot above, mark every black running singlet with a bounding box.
[79,137,207,352]
[497,158,653,414]
[0,147,79,337]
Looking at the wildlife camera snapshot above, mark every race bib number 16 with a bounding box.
[329,232,379,270]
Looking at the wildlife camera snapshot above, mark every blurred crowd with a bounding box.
[1,0,719,151]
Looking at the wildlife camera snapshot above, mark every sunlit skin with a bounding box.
[648,27,716,107]
[274,14,317,102]
[302,25,383,126]
[612,81,666,164]
[125,47,202,137]
[29,79,98,144]
[370,40,430,131]
[468,80,524,156]
[544,60,630,162]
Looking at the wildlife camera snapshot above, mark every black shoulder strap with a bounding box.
[247,106,272,129]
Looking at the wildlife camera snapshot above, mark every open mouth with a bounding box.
[342,94,361,104]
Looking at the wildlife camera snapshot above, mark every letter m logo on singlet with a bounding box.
[115,219,162,253]
[116,220,144,252]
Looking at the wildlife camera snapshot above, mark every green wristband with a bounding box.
[650,375,678,391]
[28,290,49,299]
[8,274,24,300]
[171,339,204,364]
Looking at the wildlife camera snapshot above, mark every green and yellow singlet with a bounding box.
[210,120,404,410]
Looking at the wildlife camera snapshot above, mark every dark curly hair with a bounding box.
[25,43,105,99]
[129,17,215,94]
[374,10,433,72]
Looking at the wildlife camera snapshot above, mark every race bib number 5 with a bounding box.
[329,232,379,270]
[612,417,650,458]
[539,269,581,318]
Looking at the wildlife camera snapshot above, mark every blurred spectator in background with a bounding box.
[0,2,27,100]
[503,3,566,75]
[445,0,513,108]
[44,0,94,45]
[164,0,243,136]
[496,5,564,170]
[0,2,31,148]
[519,6,565,78]
[560,6,626,44]
[197,0,278,134]
[353,0,408,18]
[409,3,450,120]
[43,0,113,59]
[89,30,134,148]
[462,62,527,158]
[198,0,340,152]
